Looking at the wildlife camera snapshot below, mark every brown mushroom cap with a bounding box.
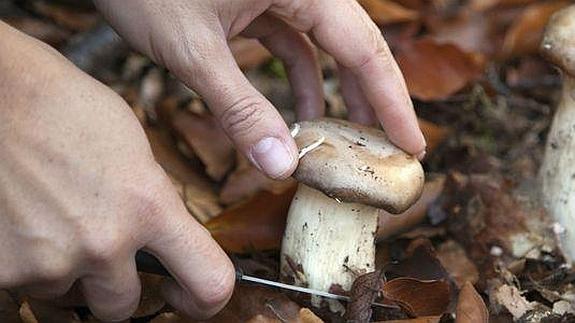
[541,5,575,77]
[291,118,424,214]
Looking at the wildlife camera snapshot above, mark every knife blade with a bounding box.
[135,251,393,308]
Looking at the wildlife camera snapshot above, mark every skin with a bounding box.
[0,0,426,321]
[94,0,427,178]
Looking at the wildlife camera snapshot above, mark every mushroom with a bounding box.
[281,118,424,307]
[540,5,575,264]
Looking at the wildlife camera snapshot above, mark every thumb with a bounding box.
[179,36,298,179]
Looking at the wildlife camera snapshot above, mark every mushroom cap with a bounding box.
[541,5,575,77]
[291,118,424,214]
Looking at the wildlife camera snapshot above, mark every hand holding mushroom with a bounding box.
[281,118,424,308]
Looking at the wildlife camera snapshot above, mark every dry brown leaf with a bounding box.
[396,39,484,101]
[133,273,165,318]
[419,119,451,154]
[19,300,80,323]
[31,2,99,31]
[456,282,489,323]
[377,175,446,240]
[346,270,384,322]
[146,126,220,223]
[298,308,324,323]
[183,181,223,224]
[427,9,495,56]
[0,290,20,323]
[436,240,479,288]
[377,317,441,323]
[382,278,451,317]
[5,17,70,46]
[490,283,534,320]
[230,38,272,70]
[19,302,38,323]
[470,0,540,12]
[171,110,234,181]
[220,153,295,205]
[150,312,188,323]
[206,184,297,253]
[358,0,420,25]
[500,1,570,59]
[201,285,303,323]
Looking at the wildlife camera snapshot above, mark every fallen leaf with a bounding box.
[490,283,534,320]
[19,300,80,323]
[132,273,165,318]
[230,38,272,70]
[376,317,441,323]
[418,119,451,154]
[203,285,303,323]
[220,153,295,205]
[31,1,99,31]
[377,175,446,241]
[171,110,235,181]
[500,1,570,59]
[0,290,20,323]
[427,9,495,56]
[297,308,324,323]
[346,270,384,323]
[146,125,221,223]
[456,282,489,323]
[436,240,479,288]
[206,184,297,253]
[5,17,70,46]
[138,68,165,122]
[19,302,38,323]
[358,0,420,25]
[183,180,223,224]
[395,38,484,101]
[469,0,541,12]
[386,239,452,282]
[443,173,554,278]
[382,278,451,317]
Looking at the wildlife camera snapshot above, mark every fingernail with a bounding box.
[250,137,294,178]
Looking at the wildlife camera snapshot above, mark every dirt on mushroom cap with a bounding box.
[291,118,424,214]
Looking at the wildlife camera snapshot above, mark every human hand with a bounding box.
[0,22,234,321]
[94,0,427,179]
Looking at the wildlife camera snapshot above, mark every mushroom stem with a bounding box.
[281,184,378,307]
[541,77,575,263]
[540,5,575,264]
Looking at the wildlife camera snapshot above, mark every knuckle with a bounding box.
[35,258,72,281]
[352,36,389,72]
[82,233,124,264]
[218,96,265,138]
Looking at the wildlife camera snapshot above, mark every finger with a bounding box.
[338,64,377,126]
[180,29,298,179]
[243,15,324,121]
[144,184,235,319]
[81,258,141,322]
[270,0,426,155]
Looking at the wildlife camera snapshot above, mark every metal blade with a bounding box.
[238,272,393,309]
[135,251,394,309]
[239,274,350,302]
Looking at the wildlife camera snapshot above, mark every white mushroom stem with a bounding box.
[541,77,575,264]
[281,184,378,307]
[540,5,575,264]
